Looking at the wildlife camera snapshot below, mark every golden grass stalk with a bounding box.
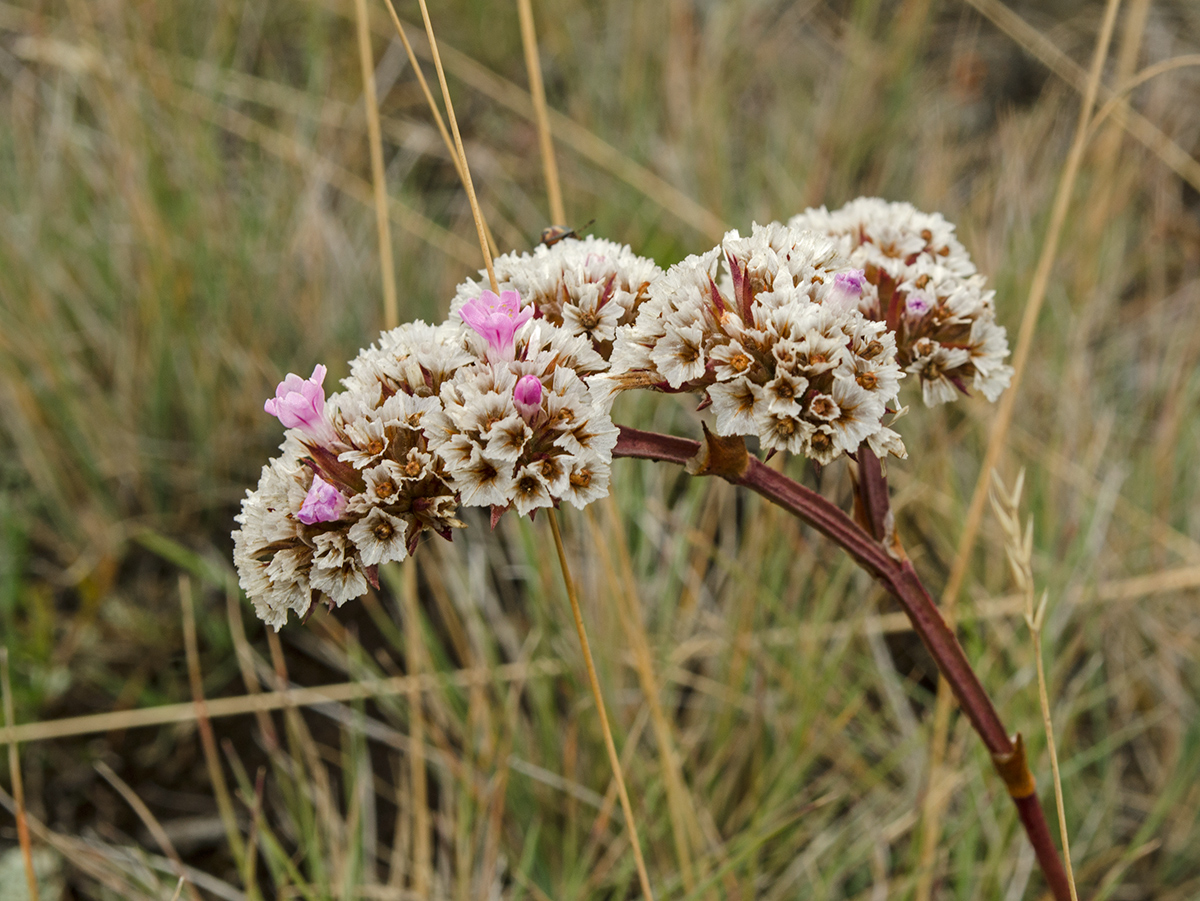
[413,0,498,293]
[95,760,203,901]
[990,471,1079,901]
[964,0,1200,193]
[916,1,1123,893]
[587,503,699,892]
[380,0,500,259]
[547,508,656,900]
[353,0,399,330]
[400,561,431,897]
[1,648,39,901]
[516,0,687,884]
[180,577,246,870]
[408,7,655,894]
[516,0,565,225]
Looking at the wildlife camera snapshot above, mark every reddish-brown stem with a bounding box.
[613,426,1072,901]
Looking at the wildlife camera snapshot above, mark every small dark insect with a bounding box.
[539,219,595,247]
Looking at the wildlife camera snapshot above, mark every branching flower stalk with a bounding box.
[990,470,1079,901]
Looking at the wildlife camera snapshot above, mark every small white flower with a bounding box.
[455,450,518,508]
[349,507,410,566]
[756,408,815,455]
[651,322,707,388]
[339,419,389,469]
[310,560,369,608]
[363,460,407,504]
[709,378,766,436]
[510,464,555,516]
[764,371,808,417]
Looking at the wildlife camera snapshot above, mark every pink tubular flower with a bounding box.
[828,269,867,312]
[513,375,543,423]
[834,270,866,296]
[459,290,533,362]
[297,473,347,524]
[265,364,336,445]
[906,293,931,316]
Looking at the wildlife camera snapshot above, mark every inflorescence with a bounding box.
[234,202,1013,627]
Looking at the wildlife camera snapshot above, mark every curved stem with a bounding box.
[613,426,1072,901]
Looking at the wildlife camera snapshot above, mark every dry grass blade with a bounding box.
[1,648,39,901]
[587,503,699,892]
[990,471,1079,901]
[413,0,497,291]
[180,577,246,869]
[379,0,500,258]
[1084,54,1200,141]
[353,0,398,329]
[517,0,565,225]
[0,659,565,746]
[95,760,203,901]
[916,0,1124,894]
[547,509,657,901]
[400,561,431,897]
[964,0,1200,192]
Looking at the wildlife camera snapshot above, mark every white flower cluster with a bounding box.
[236,206,1010,627]
[425,325,618,517]
[234,298,624,628]
[789,198,1013,406]
[606,224,907,463]
[452,236,662,353]
[234,325,471,629]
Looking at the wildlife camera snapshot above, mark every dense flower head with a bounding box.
[452,236,662,358]
[788,198,1013,406]
[236,206,1009,628]
[233,324,468,629]
[605,224,907,463]
[425,319,618,517]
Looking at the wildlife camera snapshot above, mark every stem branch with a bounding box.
[613,426,1072,901]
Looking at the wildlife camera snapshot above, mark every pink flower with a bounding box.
[829,269,867,311]
[906,293,931,316]
[297,473,347,524]
[835,269,866,296]
[513,375,543,423]
[265,364,336,445]
[459,290,533,362]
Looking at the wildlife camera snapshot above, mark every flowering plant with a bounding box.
[233,199,1078,899]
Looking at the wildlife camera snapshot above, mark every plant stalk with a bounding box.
[612,426,1073,901]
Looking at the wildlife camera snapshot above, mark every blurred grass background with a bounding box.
[1,0,1199,897]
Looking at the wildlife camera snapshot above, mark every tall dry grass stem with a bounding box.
[380,0,500,258]
[990,471,1079,901]
[547,508,656,900]
[917,1,1122,894]
[516,0,565,225]
[587,504,700,892]
[964,0,1200,192]
[400,561,431,896]
[515,0,692,886]
[413,0,497,292]
[354,0,398,329]
[410,7,658,894]
[180,577,247,871]
[1,647,39,901]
